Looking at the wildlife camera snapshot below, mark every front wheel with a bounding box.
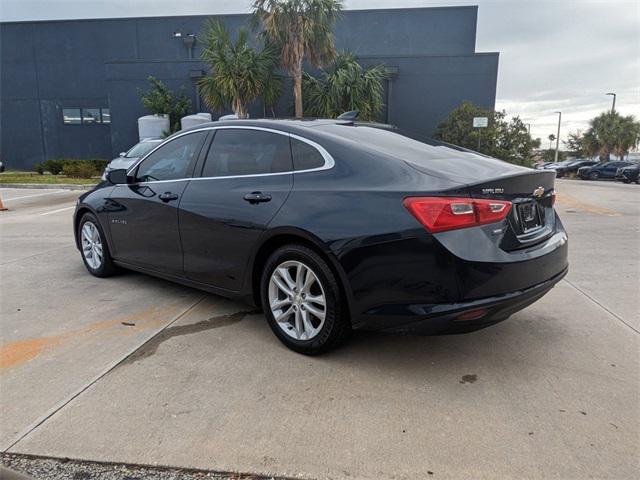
[261,245,351,355]
[589,171,600,180]
[78,213,118,277]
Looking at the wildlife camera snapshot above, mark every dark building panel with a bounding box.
[0,7,498,169]
[1,99,44,166]
[334,7,478,56]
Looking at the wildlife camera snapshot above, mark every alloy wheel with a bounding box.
[81,221,103,270]
[268,260,327,341]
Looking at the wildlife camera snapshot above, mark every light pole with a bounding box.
[554,111,561,162]
[606,92,616,113]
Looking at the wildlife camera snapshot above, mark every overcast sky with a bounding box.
[2,0,638,143]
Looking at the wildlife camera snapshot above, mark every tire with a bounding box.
[78,212,118,277]
[260,244,351,355]
[589,171,600,180]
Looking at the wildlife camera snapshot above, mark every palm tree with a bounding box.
[252,0,343,118]
[198,19,280,118]
[302,53,388,120]
[584,112,640,161]
[548,134,556,150]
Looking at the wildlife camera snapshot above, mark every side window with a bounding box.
[202,129,292,177]
[134,132,207,182]
[291,137,326,171]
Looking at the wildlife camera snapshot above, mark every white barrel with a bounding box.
[181,113,212,130]
[138,114,169,140]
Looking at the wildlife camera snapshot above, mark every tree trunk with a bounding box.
[293,59,303,118]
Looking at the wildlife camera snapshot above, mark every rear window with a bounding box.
[319,124,484,164]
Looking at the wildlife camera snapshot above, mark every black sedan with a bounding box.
[616,164,640,184]
[73,119,568,354]
[577,161,635,180]
[554,160,598,178]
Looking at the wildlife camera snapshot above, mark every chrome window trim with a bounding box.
[124,125,335,185]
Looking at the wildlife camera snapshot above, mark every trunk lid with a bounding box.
[405,155,557,251]
[467,170,557,251]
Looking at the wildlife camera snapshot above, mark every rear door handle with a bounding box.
[243,192,272,204]
[159,192,179,202]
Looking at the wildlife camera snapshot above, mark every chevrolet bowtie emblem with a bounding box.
[533,186,545,198]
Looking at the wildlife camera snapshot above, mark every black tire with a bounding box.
[589,171,600,180]
[260,244,351,355]
[78,212,118,277]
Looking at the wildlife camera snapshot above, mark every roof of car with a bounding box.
[180,118,398,134]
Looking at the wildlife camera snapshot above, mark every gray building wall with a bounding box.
[0,7,498,169]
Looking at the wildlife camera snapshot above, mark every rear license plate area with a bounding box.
[517,201,542,232]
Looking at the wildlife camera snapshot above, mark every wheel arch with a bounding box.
[248,228,353,316]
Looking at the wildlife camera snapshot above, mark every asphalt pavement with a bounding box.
[0,180,638,479]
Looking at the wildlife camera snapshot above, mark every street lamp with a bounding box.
[554,111,561,163]
[606,92,616,113]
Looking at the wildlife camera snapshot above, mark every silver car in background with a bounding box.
[101,139,162,180]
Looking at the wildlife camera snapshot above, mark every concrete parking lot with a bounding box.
[1,180,638,479]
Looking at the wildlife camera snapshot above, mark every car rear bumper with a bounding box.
[359,266,568,334]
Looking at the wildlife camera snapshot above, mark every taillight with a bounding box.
[403,197,512,233]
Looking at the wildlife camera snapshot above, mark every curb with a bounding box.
[0,183,96,191]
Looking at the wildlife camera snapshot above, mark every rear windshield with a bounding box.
[319,124,487,164]
[127,141,161,158]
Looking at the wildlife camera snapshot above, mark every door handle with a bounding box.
[159,192,179,202]
[243,192,272,204]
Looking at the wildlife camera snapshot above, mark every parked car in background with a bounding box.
[615,164,640,184]
[543,160,574,177]
[74,118,568,354]
[535,162,553,170]
[101,139,162,180]
[577,161,635,180]
[555,160,598,178]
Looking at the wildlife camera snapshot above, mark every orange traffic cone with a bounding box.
[0,195,8,211]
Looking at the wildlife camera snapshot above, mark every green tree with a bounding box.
[564,130,585,158]
[433,101,537,165]
[139,76,192,133]
[584,111,640,161]
[302,53,388,120]
[252,0,343,118]
[542,149,566,163]
[198,19,280,119]
[547,134,556,150]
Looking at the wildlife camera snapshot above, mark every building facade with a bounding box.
[0,6,499,169]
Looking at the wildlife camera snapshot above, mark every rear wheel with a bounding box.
[260,245,350,354]
[78,213,118,277]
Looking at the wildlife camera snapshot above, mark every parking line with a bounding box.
[40,206,75,216]
[3,190,64,201]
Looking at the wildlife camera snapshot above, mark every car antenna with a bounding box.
[337,110,359,122]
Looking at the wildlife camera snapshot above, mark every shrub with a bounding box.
[35,163,44,175]
[42,159,65,175]
[62,161,97,179]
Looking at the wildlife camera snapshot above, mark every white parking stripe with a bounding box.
[39,206,75,216]
[4,190,64,201]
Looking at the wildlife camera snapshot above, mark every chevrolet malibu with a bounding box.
[74,119,568,354]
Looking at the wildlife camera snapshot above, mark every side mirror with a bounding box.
[106,168,129,185]
[119,152,126,157]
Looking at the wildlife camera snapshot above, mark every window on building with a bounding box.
[100,108,111,124]
[82,108,101,124]
[202,129,293,177]
[62,108,82,125]
[62,107,111,125]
